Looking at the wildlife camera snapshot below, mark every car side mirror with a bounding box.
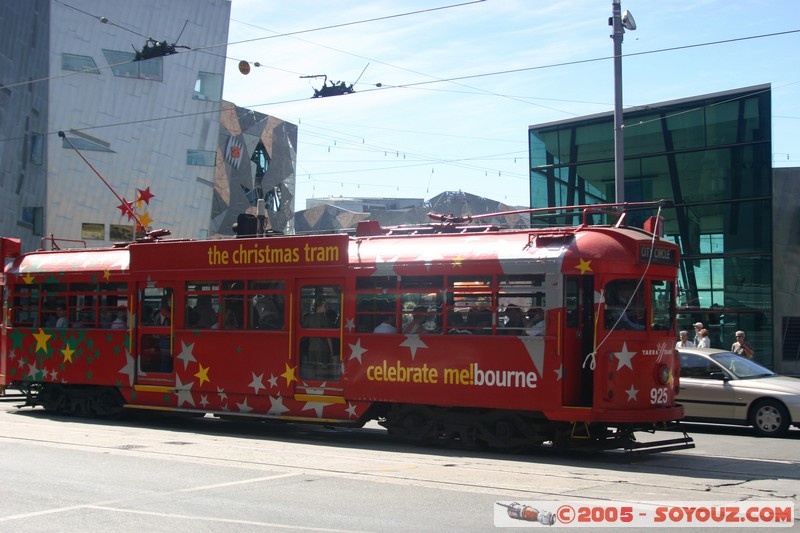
[709,371,729,381]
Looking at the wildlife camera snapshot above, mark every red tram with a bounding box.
[0,202,693,452]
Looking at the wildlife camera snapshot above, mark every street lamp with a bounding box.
[610,0,636,204]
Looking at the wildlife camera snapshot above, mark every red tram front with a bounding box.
[0,204,693,452]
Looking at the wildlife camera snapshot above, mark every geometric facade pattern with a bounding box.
[212,102,298,236]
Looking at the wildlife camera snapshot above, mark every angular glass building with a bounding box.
[529,85,777,368]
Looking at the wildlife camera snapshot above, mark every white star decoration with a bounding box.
[199,395,209,408]
[519,337,545,377]
[176,341,197,370]
[119,351,136,386]
[345,403,358,418]
[237,398,253,413]
[372,255,399,277]
[626,384,639,401]
[268,395,290,416]
[349,339,367,363]
[303,401,328,418]
[400,335,428,360]
[217,387,227,400]
[249,372,266,394]
[554,365,563,381]
[174,376,195,407]
[345,318,355,332]
[613,342,637,371]
[268,374,278,389]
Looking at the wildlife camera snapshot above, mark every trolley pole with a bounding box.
[610,0,635,204]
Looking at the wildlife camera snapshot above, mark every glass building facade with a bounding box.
[529,85,774,367]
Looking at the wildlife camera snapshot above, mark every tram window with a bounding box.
[249,280,285,330]
[447,276,493,334]
[650,280,674,331]
[13,285,41,327]
[300,285,341,330]
[299,336,341,381]
[140,333,173,373]
[498,275,545,336]
[141,287,172,326]
[400,292,441,333]
[356,293,396,333]
[604,279,645,331]
[400,275,443,289]
[357,276,397,290]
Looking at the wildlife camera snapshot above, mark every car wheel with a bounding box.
[750,399,790,437]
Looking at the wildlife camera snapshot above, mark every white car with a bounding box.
[676,348,800,437]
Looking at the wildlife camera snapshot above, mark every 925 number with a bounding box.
[650,387,669,405]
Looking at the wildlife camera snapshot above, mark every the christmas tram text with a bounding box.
[207,242,340,266]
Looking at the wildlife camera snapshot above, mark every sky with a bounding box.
[220,0,800,210]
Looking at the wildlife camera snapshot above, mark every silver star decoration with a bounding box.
[303,401,327,418]
[519,337,545,376]
[8,349,17,360]
[345,403,358,418]
[174,376,195,407]
[119,351,136,386]
[268,395,290,417]
[626,384,639,401]
[400,335,428,360]
[345,318,355,332]
[199,395,209,408]
[50,369,58,381]
[176,341,197,370]
[249,372,266,394]
[27,362,40,379]
[349,338,367,363]
[268,374,279,389]
[237,398,253,413]
[554,365,563,381]
[613,342,637,371]
[217,387,227,400]
[372,255,399,277]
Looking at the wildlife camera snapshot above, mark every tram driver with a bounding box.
[605,280,645,331]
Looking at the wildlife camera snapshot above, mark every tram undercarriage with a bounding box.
[378,403,695,454]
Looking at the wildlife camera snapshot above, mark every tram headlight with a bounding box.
[657,364,670,385]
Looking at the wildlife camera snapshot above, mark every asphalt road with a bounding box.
[0,397,797,532]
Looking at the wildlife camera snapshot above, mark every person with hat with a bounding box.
[731,331,754,359]
[693,322,704,345]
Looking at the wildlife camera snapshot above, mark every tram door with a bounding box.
[294,280,343,390]
[562,275,595,407]
[135,284,177,383]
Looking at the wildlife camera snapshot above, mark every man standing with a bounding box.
[731,330,754,359]
[693,322,704,346]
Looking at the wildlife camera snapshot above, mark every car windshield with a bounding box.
[709,352,776,379]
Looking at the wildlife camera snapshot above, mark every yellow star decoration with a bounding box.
[62,346,75,363]
[103,269,111,281]
[451,256,463,268]
[575,258,593,274]
[138,211,153,228]
[281,362,297,386]
[194,364,211,387]
[33,329,52,354]
[23,274,36,284]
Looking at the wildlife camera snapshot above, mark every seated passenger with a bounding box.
[373,315,397,333]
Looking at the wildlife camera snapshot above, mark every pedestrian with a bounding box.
[731,330,754,359]
[696,328,711,348]
[675,330,694,348]
[692,322,703,345]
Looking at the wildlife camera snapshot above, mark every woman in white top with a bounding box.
[696,328,711,348]
[675,330,694,348]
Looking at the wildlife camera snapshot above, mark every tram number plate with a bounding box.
[650,387,669,405]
